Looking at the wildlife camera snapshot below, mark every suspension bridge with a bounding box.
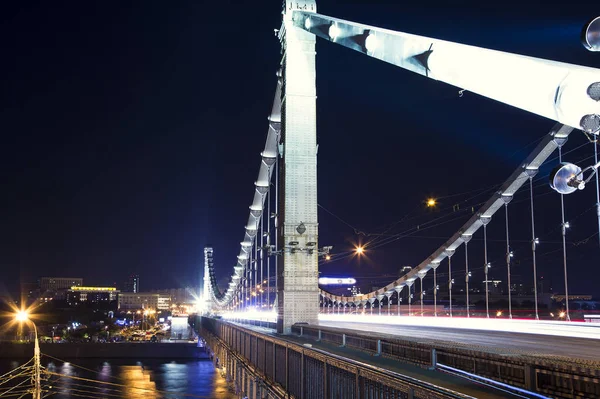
[202,2,600,329]
[196,2,600,397]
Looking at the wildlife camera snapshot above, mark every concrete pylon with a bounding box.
[277,0,319,334]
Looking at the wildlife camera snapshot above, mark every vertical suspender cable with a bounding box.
[529,174,540,320]
[243,262,247,312]
[559,146,571,321]
[420,276,424,316]
[504,200,513,319]
[445,250,454,318]
[267,180,271,311]
[254,231,258,308]
[462,235,472,318]
[433,266,437,317]
[260,205,265,310]
[448,255,453,317]
[275,156,279,312]
[595,140,600,248]
[483,223,490,318]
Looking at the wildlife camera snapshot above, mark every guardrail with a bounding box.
[292,324,600,399]
[200,317,475,399]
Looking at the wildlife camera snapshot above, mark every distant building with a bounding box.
[483,280,503,295]
[20,282,40,302]
[150,288,196,305]
[118,292,170,311]
[124,275,140,293]
[552,294,593,302]
[67,286,119,306]
[40,277,83,292]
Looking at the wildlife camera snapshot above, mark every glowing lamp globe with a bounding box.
[582,16,600,52]
[549,162,583,195]
[15,310,29,322]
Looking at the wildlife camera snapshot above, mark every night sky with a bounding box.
[1,1,599,299]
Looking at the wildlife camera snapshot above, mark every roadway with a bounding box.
[317,315,600,362]
[239,323,541,398]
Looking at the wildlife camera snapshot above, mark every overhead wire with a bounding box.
[0,370,35,389]
[365,183,501,246]
[0,378,31,398]
[321,142,596,267]
[483,204,598,272]
[321,210,475,266]
[318,203,367,236]
[0,393,30,399]
[0,359,34,383]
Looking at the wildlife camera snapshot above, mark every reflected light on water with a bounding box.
[121,365,159,398]
[160,362,188,394]
[1,359,237,398]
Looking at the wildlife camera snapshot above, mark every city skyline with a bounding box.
[2,1,599,302]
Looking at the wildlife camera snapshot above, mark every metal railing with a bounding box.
[200,317,476,399]
[292,324,600,399]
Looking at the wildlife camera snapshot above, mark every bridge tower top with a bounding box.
[284,0,316,15]
[203,247,213,314]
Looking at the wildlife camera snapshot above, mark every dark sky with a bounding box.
[1,1,599,299]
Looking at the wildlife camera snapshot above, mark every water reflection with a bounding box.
[0,359,236,399]
[121,365,158,398]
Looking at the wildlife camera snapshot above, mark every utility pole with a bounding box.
[33,323,41,399]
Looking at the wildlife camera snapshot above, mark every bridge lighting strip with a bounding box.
[218,310,600,340]
[437,363,551,399]
[221,309,277,323]
[318,313,600,340]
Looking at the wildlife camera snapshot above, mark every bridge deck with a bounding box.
[317,319,600,363]
[242,323,531,399]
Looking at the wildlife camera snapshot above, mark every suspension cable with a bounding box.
[559,146,571,322]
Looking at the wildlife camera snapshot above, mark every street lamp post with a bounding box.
[16,310,41,399]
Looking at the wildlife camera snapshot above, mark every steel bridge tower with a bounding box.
[277,0,319,334]
[203,247,213,314]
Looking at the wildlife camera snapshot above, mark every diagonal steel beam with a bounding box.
[293,11,600,135]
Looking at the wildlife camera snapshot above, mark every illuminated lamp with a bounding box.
[582,16,600,51]
[549,163,584,194]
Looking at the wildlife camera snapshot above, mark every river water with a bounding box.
[0,358,237,398]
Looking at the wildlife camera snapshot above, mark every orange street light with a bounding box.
[355,246,364,255]
[14,309,41,399]
[15,310,29,322]
[426,198,437,207]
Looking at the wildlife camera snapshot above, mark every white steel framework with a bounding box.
[204,4,599,328]
[294,11,600,135]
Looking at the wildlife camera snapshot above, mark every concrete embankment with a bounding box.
[0,342,209,359]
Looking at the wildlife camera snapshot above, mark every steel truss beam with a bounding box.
[293,11,600,135]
